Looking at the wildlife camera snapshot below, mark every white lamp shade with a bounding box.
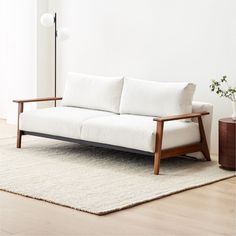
[41,13,54,27]
[57,28,70,41]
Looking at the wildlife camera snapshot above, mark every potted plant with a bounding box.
[210,76,236,120]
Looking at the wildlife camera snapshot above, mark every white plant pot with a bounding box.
[232,101,236,121]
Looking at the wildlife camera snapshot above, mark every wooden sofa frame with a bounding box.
[13,97,211,175]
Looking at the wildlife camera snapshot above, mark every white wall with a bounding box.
[50,0,236,154]
[0,0,37,123]
[0,0,56,121]
[37,0,57,109]
[37,0,54,106]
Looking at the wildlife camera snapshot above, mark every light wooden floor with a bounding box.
[0,119,235,236]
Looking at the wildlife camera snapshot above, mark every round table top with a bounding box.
[219,118,236,124]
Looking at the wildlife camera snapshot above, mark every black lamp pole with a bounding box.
[54,12,57,107]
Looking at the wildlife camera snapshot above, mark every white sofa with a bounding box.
[14,73,213,175]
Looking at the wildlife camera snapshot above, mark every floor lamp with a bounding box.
[40,13,69,106]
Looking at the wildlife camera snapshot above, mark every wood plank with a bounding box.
[153,112,209,122]
[161,143,202,158]
[13,97,62,103]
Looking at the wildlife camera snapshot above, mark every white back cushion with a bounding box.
[120,77,196,117]
[62,73,124,113]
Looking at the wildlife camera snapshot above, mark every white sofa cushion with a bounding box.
[81,115,200,153]
[120,77,196,117]
[62,73,124,113]
[20,107,115,139]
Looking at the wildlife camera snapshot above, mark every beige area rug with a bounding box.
[0,136,235,215]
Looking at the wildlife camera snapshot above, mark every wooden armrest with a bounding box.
[153,112,209,122]
[13,97,62,103]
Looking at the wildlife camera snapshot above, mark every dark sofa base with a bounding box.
[22,131,154,156]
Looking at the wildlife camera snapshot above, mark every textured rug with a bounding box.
[0,136,235,215]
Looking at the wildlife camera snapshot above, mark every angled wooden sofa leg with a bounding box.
[154,121,164,175]
[198,116,211,161]
[16,102,24,148]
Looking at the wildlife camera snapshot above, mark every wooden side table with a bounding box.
[219,118,236,170]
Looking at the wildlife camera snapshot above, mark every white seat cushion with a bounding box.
[20,107,115,139]
[81,115,201,153]
[120,77,196,117]
[62,73,124,113]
